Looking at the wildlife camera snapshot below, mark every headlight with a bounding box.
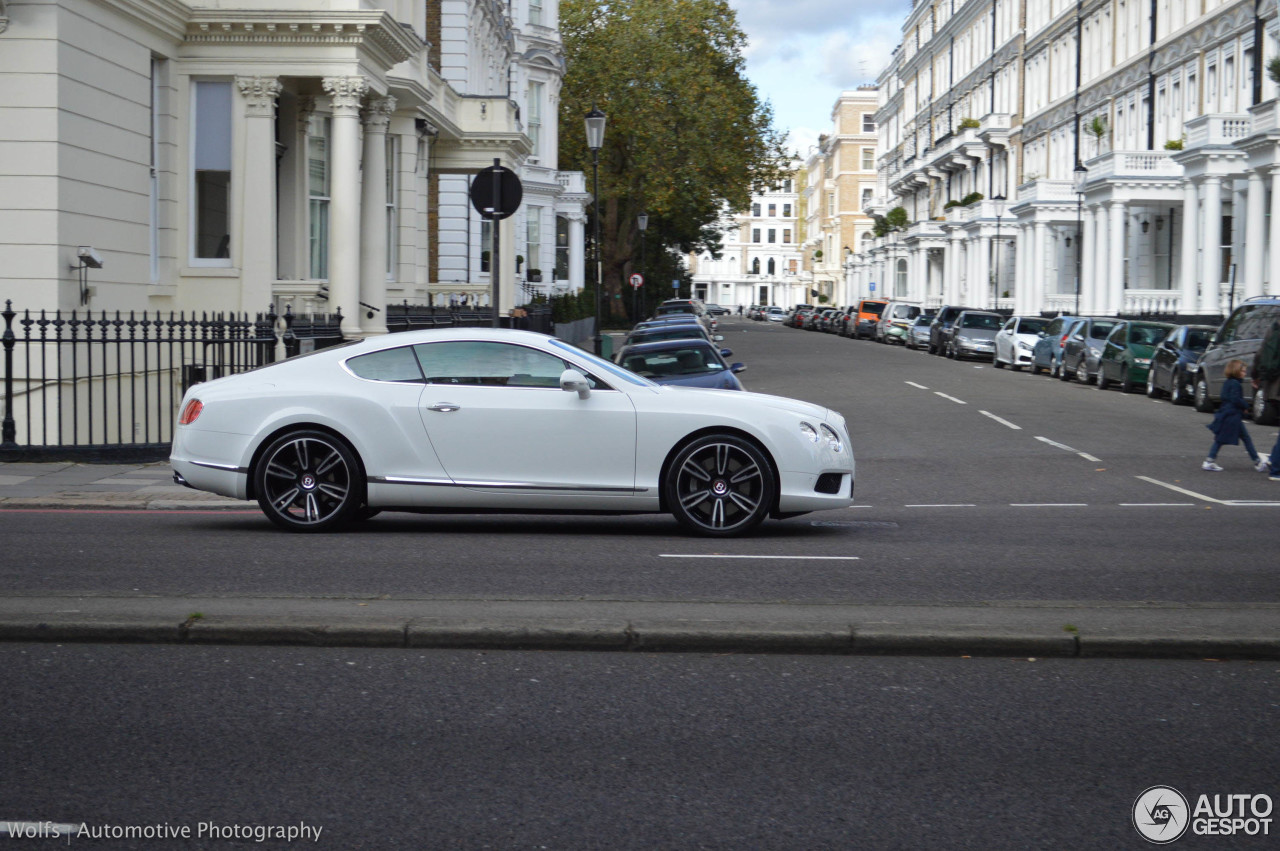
[957,335,971,344]
[1088,347,1101,357]
[1018,341,1033,351]
[819,424,843,453]
[799,422,820,443]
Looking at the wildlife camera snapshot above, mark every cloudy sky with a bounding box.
[727,0,915,157]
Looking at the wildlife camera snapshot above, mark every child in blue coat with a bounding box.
[1203,359,1269,472]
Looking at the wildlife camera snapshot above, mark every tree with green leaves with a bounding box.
[559,0,789,321]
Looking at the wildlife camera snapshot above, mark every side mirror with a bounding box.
[559,368,591,400]
[720,348,733,358]
[731,363,747,374]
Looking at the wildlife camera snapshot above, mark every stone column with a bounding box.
[1200,176,1222,314]
[975,234,991,308]
[1180,179,1199,314]
[1091,205,1108,316]
[1108,200,1126,317]
[1034,221,1049,312]
[1081,206,1097,314]
[567,211,586,293]
[359,95,396,337]
[1245,170,1266,301]
[1269,166,1280,297]
[323,75,369,331]
[236,76,282,313]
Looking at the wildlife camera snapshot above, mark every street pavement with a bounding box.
[2,321,1278,659]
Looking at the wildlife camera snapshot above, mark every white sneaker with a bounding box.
[1202,460,1224,472]
[1255,458,1270,473]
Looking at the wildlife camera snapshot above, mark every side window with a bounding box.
[1216,306,1252,344]
[1235,305,1279,341]
[1107,325,1126,346]
[1002,319,1016,332]
[346,347,425,383]
[411,341,569,387]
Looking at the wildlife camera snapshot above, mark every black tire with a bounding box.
[1253,390,1279,425]
[1120,370,1136,394]
[993,355,1006,369]
[1146,371,1162,398]
[1170,370,1190,406]
[1076,359,1093,385]
[254,429,363,532]
[1097,366,1110,390]
[1194,375,1216,413]
[1059,358,1074,381]
[665,434,775,537]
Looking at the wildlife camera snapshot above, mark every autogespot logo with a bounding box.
[1134,786,1190,844]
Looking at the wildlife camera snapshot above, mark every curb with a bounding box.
[3,615,1279,659]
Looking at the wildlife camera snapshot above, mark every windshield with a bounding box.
[862,303,886,316]
[961,314,1003,329]
[1089,321,1118,340]
[619,345,724,378]
[1185,328,1213,351]
[628,328,706,345]
[1018,318,1050,335]
[548,339,652,387]
[1128,324,1171,346]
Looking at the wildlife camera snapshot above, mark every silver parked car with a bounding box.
[946,310,1005,360]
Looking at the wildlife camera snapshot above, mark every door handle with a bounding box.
[428,403,460,413]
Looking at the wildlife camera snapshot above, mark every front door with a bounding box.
[412,340,637,493]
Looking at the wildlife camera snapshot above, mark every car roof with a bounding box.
[618,338,717,354]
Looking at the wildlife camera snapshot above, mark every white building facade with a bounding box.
[689,168,808,310]
[854,0,1280,319]
[0,0,586,330]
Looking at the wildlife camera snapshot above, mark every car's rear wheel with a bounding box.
[1194,375,1216,413]
[1120,369,1136,394]
[1076,359,1092,385]
[254,430,362,532]
[665,434,774,537]
[1253,389,1279,425]
[1059,358,1073,381]
[1097,367,1110,390]
[1146,371,1162,398]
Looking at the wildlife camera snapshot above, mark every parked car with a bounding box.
[1096,320,1175,393]
[703,303,730,316]
[906,314,936,350]
[851,299,888,340]
[623,323,720,348]
[766,306,787,322]
[614,338,746,391]
[1146,324,1215,405]
[1191,296,1280,420]
[875,301,926,344]
[789,307,814,328]
[929,305,975,355]
[945,310,1004,360]
[1059,317,1120,384]
[170,328,856,536]
[631,316,703,333]
[993,315,1051,370]
[1029,315,1084,376]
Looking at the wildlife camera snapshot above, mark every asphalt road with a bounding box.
[1,316,1275,605]
[2,644,1277,850]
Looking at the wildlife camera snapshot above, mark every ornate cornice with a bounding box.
[323,76,370,112]
[186,11,422,69]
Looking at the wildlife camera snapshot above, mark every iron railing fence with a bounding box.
[0,302,342,460]
[1,301,559,460]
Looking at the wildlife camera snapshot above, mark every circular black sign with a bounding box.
[469,164,523,220]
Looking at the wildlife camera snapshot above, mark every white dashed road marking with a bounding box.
[979,410,1022,430]
[1035,435,1102,463]
[934,392,967,405]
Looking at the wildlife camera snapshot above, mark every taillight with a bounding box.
[1060,334,1070,345]
[178,398,203,425]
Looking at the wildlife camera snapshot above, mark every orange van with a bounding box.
[851,299,888,339]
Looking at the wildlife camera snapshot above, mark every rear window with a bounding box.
[1089,321,1118,340]
[346,346,425,383]
[861,303,886,316]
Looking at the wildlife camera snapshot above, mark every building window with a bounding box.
[386,134,397,276]
[192,80,232,264]
[150,59,164,282]
[480,219,492,273]
[751,257,760,274]
[526,205,543,277]
[863,113,876,132]
[752,203,761,216]
[530,0,542,25]
[307,114,330,279]
[767,257,776,275]
[768,203,776,216]
[861,148,875,170]
[555,216,569,280]
[527,82,544,158]
[767,229,776,243]
[783,228,791,243]
[861,188,873,209]
[783,179,793,193]
[783,203,792,217]
[752,228,761,243]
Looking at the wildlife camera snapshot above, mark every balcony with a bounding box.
[1017,179,1076,203]
[1248,98,1280,136]
[1084,150,1182,182]
[1183,113,1251,149]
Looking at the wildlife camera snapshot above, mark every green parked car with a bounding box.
[1096,320,1175,393]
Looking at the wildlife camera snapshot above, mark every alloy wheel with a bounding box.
[255,430,361,531]
[666,435,774,537]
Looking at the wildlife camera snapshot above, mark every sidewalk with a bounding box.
[2,461,1279,658]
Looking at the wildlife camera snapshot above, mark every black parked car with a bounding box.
[1146,324,1215,405]
[1191,296,1280,423]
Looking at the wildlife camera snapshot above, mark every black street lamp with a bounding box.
[1074,161,1088,316]
[637,212,648,322]
[991,194,1006,308]
[585,106,607,354]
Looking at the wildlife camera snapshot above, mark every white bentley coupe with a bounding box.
[170,329,855,536]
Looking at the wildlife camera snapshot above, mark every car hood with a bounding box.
[651,384,834,420]
[955,328,998,340]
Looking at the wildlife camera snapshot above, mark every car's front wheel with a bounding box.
[1146,371,1162,398]
[665,434,775,537]
[1194,375,1216,413]
[254,429,363,532]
